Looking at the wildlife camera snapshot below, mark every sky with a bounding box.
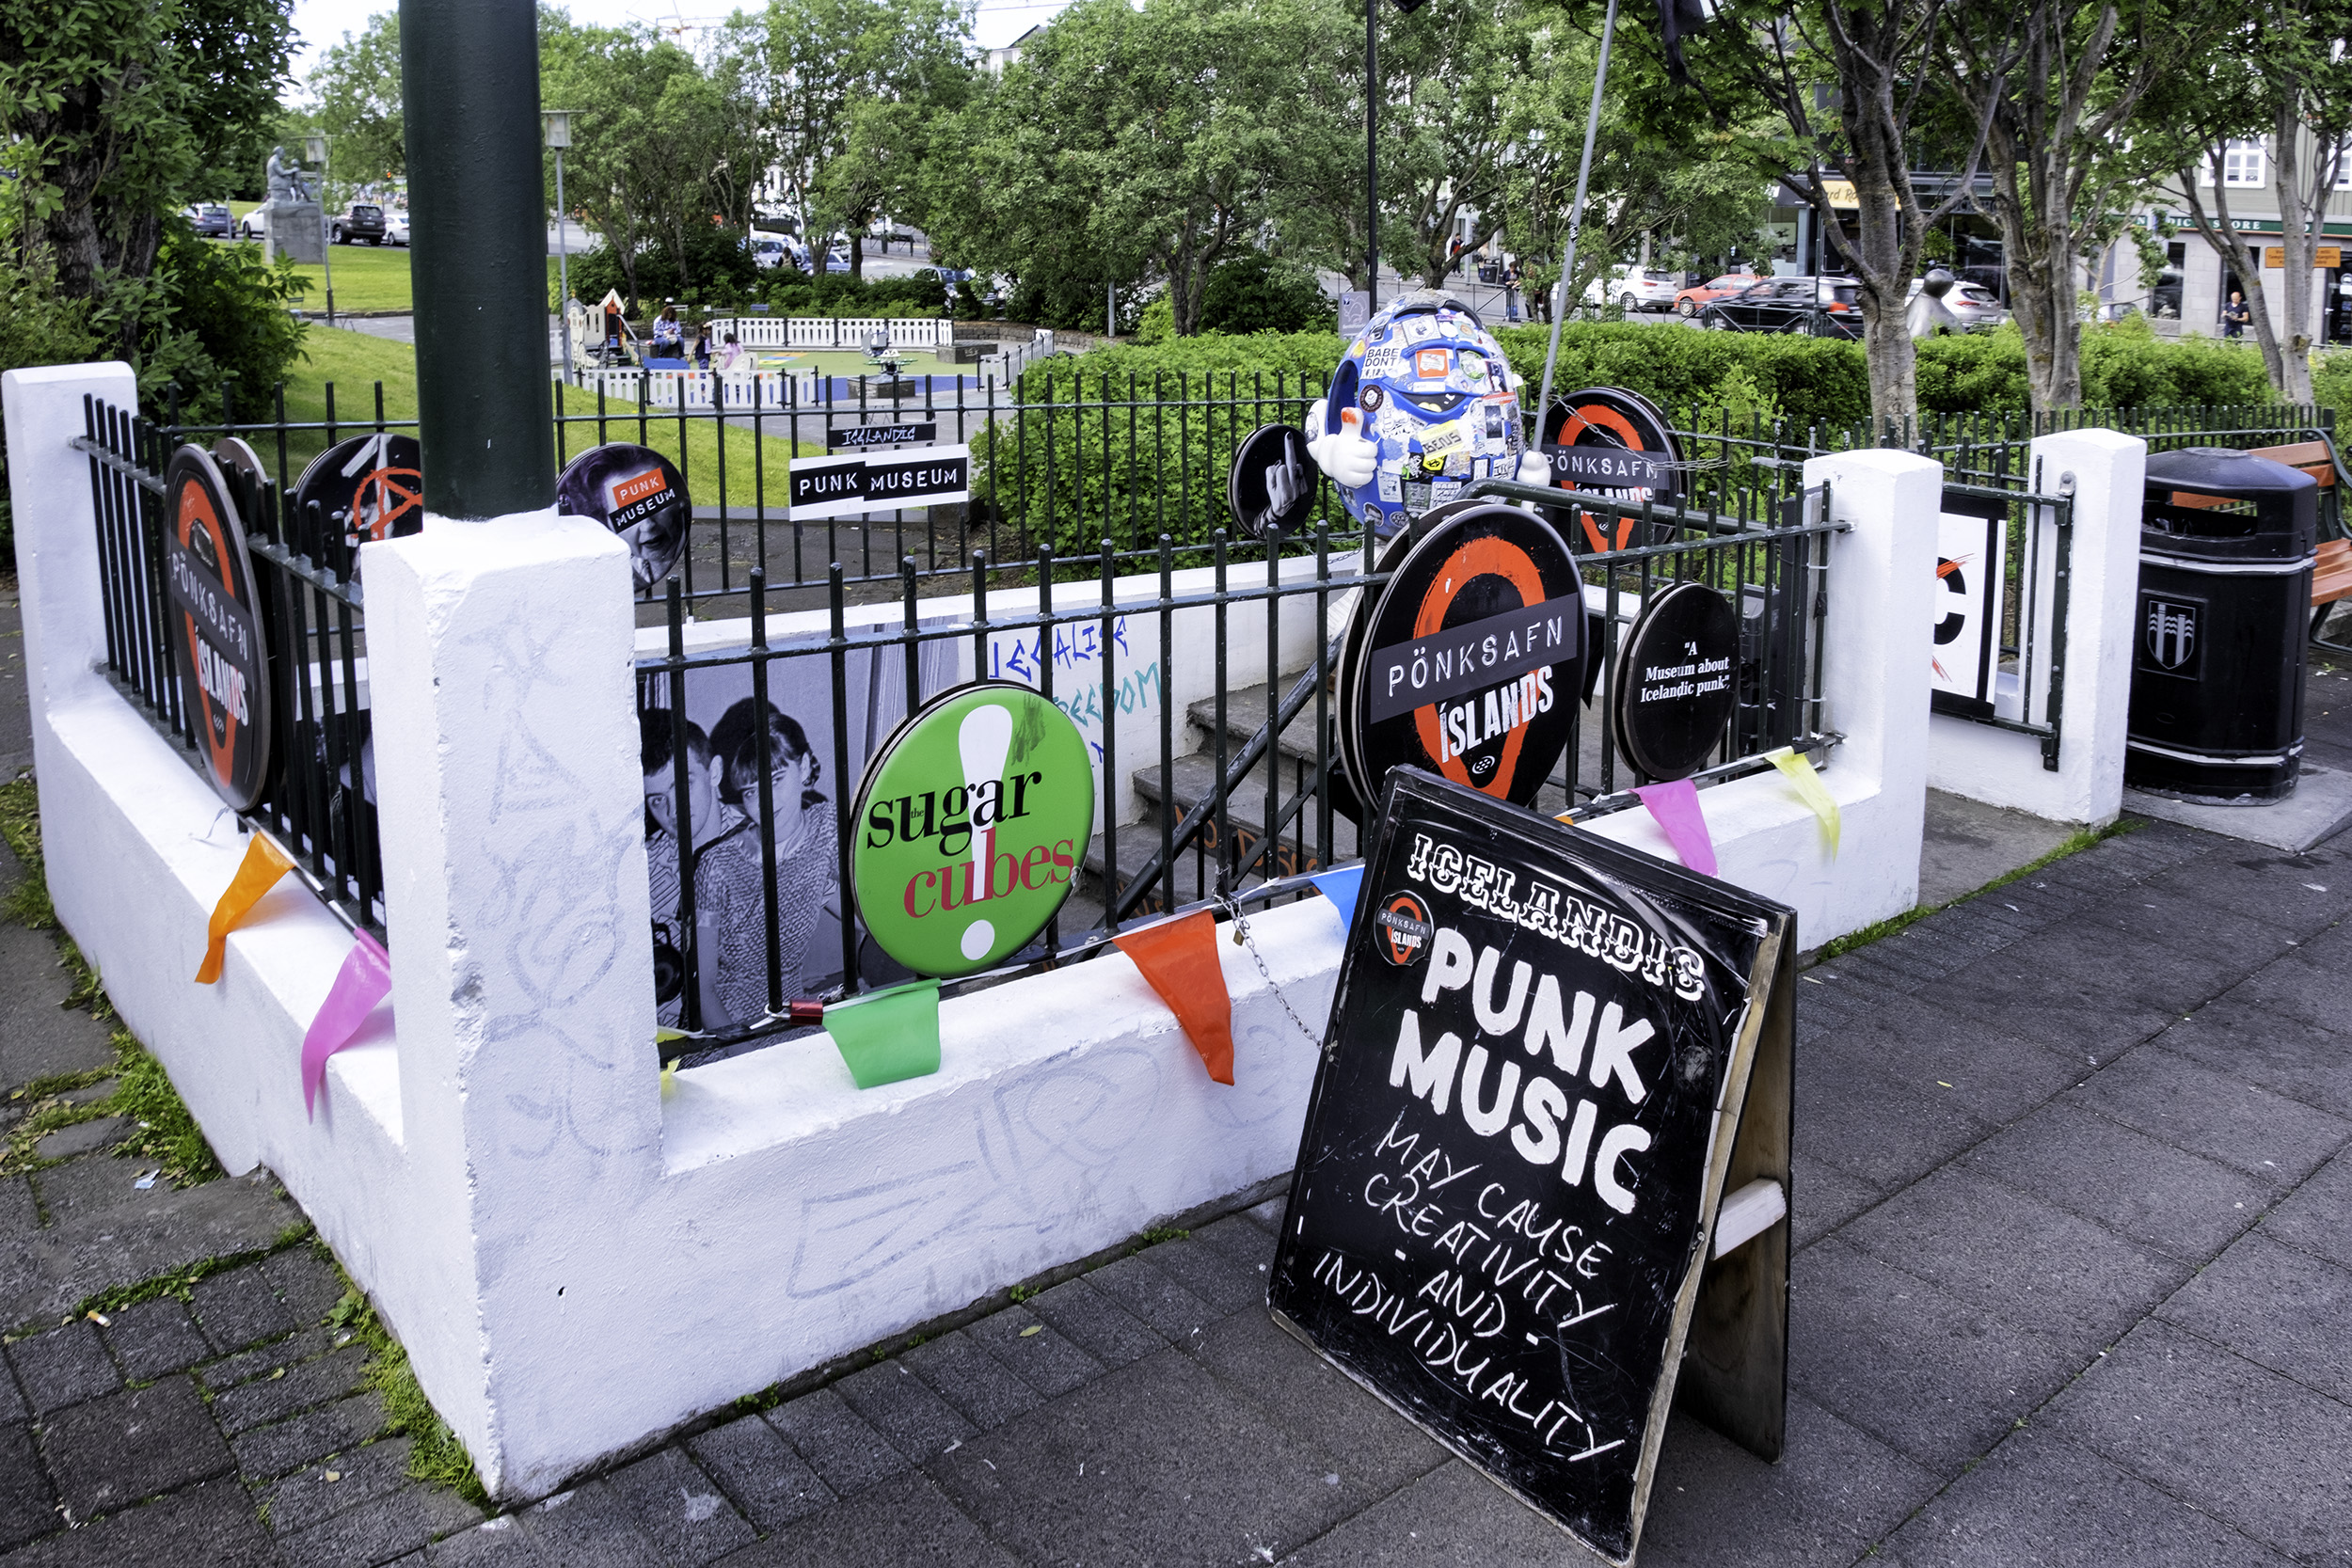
[286,0,1068,84]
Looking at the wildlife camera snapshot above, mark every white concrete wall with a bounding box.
[5,356,1933,1494]
[1583,449,1937,949]
[1928,430,2147,825]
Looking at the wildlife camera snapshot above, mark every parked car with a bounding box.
[331,203,387,245]
[385,210,409,246]
[1674,270,1759,316]
[1582,265,1682,312]
[235,207,268,241]
[1695,276,1862,338]
[183,203,231,239]
[748,232,794,270]
[1906,276,2006,330]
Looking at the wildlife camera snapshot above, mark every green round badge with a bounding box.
[850,682,1096,977]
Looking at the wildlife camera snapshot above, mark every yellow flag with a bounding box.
[1767,748,1840,855]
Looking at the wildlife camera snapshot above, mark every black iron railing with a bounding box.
[636,476,1841,1053]
[78,397,383,935]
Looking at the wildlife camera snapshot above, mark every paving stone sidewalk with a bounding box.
[0,635,2344,1563]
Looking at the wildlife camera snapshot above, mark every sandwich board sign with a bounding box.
[1268,768,1792,1564]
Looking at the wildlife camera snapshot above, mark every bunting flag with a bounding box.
[658,1027,688,1097]
[302,931,390,1119]
[195,834,294,984]
[823,979,942,1089]
[1767,746,1841,855]
[1310,864,1365,932]
[1633,778,1719,877]
[1114,910,1236,1085]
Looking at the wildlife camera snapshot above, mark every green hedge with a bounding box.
[978,333,1349,560]
[973,320,2286,555]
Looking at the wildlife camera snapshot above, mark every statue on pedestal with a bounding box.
[265,146,313,205]
[1908,266,1964,339]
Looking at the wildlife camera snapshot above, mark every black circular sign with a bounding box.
[1542,386,1683,503]
[293,433,423,559]
[1342,502,1586,807]
[1335,525,1431,792]
[164,446,275,811]
[1227,423,1318,539]
[555,443,692,595]
[1610,580,1740,782]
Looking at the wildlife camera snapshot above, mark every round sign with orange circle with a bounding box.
[1541,386,1682,504]
[1341,502,1586,809]
[164,445,275,811]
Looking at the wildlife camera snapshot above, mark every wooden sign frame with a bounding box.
[1268,768,1792,1565]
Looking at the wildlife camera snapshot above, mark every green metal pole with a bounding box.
[399,0,556,518]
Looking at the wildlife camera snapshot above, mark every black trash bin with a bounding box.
[2126,446,2317,800]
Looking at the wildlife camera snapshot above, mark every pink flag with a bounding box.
[1633,779,1718,877]
[302,932,389,1119]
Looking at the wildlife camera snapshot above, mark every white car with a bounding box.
[1582,265,1682,313]
[385,211,409,246]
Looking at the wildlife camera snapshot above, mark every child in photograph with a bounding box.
[641,709,764,1032]
[709,697,840,1021]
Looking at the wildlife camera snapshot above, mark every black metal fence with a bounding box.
[635,473,1841,1051]
[76,397,384,935]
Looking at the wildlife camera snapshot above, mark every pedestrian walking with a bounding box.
[1503,256,1523,323]
[2223,290,2253,339]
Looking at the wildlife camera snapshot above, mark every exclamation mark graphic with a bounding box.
[957,703,1012,962]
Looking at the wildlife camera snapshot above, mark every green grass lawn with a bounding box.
[262,325,811,508]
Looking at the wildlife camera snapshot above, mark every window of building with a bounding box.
[2332,136,2352,190]
[2221,138,2268,188]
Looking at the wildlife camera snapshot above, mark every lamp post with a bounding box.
[400,0,556,518]
[546,110,574,380]
[1535,0,1618,424]
[306,133,336,327]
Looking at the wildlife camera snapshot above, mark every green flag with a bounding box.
[824,979,944,1089]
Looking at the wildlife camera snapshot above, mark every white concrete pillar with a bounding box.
[361,510,660,1496]
[2,362,138,773]
[1928,429,2146,824]
[1583,448,1938,947]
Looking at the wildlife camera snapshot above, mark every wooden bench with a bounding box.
[2164,438,2352,652]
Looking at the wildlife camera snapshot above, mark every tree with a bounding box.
[2140,2,2352,401]
[539,21,716,310]
[309,10,406,195]
[1666,0,2004,426]
[808,20,974,271]
[938,0,1304,336]
[1496,18,1774,310]
[743,0,972,277]
[0,0,294,358]
[1937,0,2225,409]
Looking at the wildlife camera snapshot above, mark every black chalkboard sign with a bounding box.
[1269,768,1791,1565]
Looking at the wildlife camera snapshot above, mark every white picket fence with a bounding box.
[559,327,1057,407]
[703,315,952,350]
[562,368,812,410]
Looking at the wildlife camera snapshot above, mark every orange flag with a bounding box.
[1114,910,1236,1085]
[196,834,294,984]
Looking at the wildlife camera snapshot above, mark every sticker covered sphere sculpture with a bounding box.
[1305,291,1553,537]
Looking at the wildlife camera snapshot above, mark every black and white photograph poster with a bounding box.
[1269,768,1791,1565]
[637,628,957,1036]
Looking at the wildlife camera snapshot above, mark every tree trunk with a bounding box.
[2178,168,2289,394]
[1839,153,1921,433]
[850,232,864,281]
[2271,103,2317,403]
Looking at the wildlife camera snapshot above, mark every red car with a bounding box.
[1674,272,1760,317]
